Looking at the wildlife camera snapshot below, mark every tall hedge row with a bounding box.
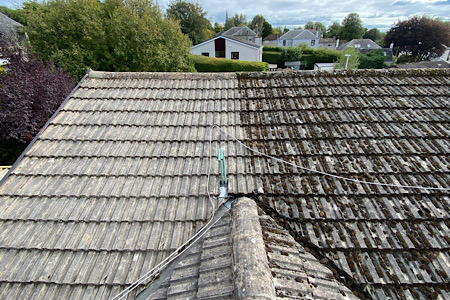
[262,46,340,70]
[191,55,269,72]
[262,51,283,68]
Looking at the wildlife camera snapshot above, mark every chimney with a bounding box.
[315,28,319,37]
[390,42,394,49]
[336,38,340,49]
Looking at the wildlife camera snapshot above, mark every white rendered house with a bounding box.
[191,36,263,62]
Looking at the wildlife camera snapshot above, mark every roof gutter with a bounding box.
[0,68,91,187]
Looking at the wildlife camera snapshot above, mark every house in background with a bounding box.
[278,29,320,48]
[338,38,394,63]
[219,26,261,45]
[319,37,340,50]
[191,26,263,62]
[263,33,281,46]
[337,38,381,51]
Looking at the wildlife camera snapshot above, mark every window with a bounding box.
[201,52,209,57]
[231,52,239,60]
[249,37,253,42]
[283,40,286,46]
[311,40,316,46]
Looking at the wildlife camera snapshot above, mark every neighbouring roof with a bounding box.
[395,60,450,69]
[0,12,23,40]
[279,29,317,41]
[338,39,381,51]
[221,26,257,37]
[0,69,449,299]
[263,33,281,41]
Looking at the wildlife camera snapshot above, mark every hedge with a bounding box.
[263,45,284,52]
[262,51,283,68]
[263,46,340,70]
[302,49,340,69]
[191,55,269,72]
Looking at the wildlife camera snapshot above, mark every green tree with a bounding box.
[249,14,272,38]
[25,0,194,80]
[334,47,360,69]
[281,46,302,62]
[358,49,386,69]
[327,22,341,38]
[214,22,223,34]
[340,13,365,40]
[166,0,214,45]
[224,13,246,30]
[384,16,450,60]
[305,21,315,29]
[305,21,325,35]
[0,6,27,25]
[314,22,326,34]
[363,28,384,44]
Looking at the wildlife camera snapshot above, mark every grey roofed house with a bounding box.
[218,26,259,45]
[337,39,381,51]
[279,29,317,41]
[220,26,257,38]
[0,69,449,299]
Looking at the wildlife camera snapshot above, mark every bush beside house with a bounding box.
[0,41,74,164]
[191,55,269,72]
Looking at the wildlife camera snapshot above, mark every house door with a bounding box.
[215,38,225,58]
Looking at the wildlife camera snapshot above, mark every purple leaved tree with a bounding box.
[0,39,74,163]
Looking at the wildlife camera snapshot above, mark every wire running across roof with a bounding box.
[0,69,449,299]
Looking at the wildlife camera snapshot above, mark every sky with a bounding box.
[2,0,450,31]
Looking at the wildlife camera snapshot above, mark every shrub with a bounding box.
[262,51,283,68]
[263,45,283,52]
[191,55,269,72]
[358,50,386,69]
[281,47,302,62]
[0,41,74,164]
[302,48,340,70]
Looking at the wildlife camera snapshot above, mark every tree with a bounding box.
[305,21,315,29]
[166,0,214,45]
[334,48,360,69]
[224,13,246,30]
[314,22,326,35]
[0,6,28,25]
[0,39,74,163]
[249,14,272,38]
[305,21,325,35]
[384,16,450,60]
[363,28,384,45]
[25,0,194,80]
[327,22,341,38]
[358,49,386,69]
[281,46,302,62]
[214,22,223,34]
[340,13,364,40]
